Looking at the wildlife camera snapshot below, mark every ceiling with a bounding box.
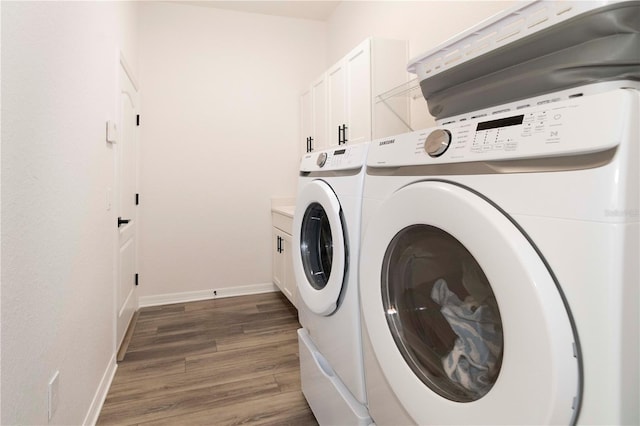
[179,1,342,21]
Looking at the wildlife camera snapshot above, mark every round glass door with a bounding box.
[359,180,580,425]
[300,202,333,290]
[382,224,503,403]
[293,180,346,316]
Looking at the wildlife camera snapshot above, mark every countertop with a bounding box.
[272,205,295,218]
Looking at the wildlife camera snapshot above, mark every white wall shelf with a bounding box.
[374,77,422,132]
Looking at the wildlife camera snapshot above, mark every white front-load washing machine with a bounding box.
[293,142,370,425]
[359,81,639,425]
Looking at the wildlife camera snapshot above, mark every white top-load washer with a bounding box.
[359,81,639,425]
[293,142,370,425]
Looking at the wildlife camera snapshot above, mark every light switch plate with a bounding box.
[106,120,117,143]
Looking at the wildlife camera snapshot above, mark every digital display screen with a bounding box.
[334,149,346,155]
[476,114,524,131]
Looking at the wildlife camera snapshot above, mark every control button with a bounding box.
[424,129,452,157]
[317,152,328,168]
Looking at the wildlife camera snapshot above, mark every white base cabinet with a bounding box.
[272,211,296,308]
[301,38,409,154]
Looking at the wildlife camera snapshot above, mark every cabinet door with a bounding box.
[311,75,328,152]
[281,232,296,307]
[272,227,296,307]
[301,88,312,156]
[346,39,372,145]
[272,228,285,291]
[304,38,407,150]
[327,60,346,147]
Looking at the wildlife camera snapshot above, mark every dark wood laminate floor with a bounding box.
[97,292,318,425]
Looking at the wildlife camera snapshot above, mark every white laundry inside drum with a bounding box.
[382,224,503,402]
[431,278,502,397]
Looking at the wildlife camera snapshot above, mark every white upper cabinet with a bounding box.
[301,87,313,156]
[301,74,329,154]
[344,40,372,146]
[300,38,409,154]
[312,75,328,152]
[327,59,347,147]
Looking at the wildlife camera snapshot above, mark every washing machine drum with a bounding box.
[360,181,581,424]
[293,180,346,316]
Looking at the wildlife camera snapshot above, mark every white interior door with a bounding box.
[116,59,139,351]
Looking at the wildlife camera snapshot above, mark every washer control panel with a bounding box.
[301,141,369,172]
[368,89,633,167]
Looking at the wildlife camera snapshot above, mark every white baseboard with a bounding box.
[83,353,117,426]
[138,282,279,308]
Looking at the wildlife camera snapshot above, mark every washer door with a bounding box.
[360,181,580,425]
[293,180,346,316]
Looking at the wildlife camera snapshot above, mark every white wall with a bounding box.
[1,2,138,424]
[326,1,515,129]
[137,3,326,299]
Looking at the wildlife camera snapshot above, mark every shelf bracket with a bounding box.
[379,97,414,132]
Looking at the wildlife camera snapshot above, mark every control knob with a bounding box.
[317,152,328,168]
[424,129,452,157]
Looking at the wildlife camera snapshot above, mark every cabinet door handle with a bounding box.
[339,124,348,145]
[309,137,314,152]
[338,124,348,145]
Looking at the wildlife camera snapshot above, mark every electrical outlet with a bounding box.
[48,371,60,421]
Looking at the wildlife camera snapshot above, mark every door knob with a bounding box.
[118,217,131,227]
